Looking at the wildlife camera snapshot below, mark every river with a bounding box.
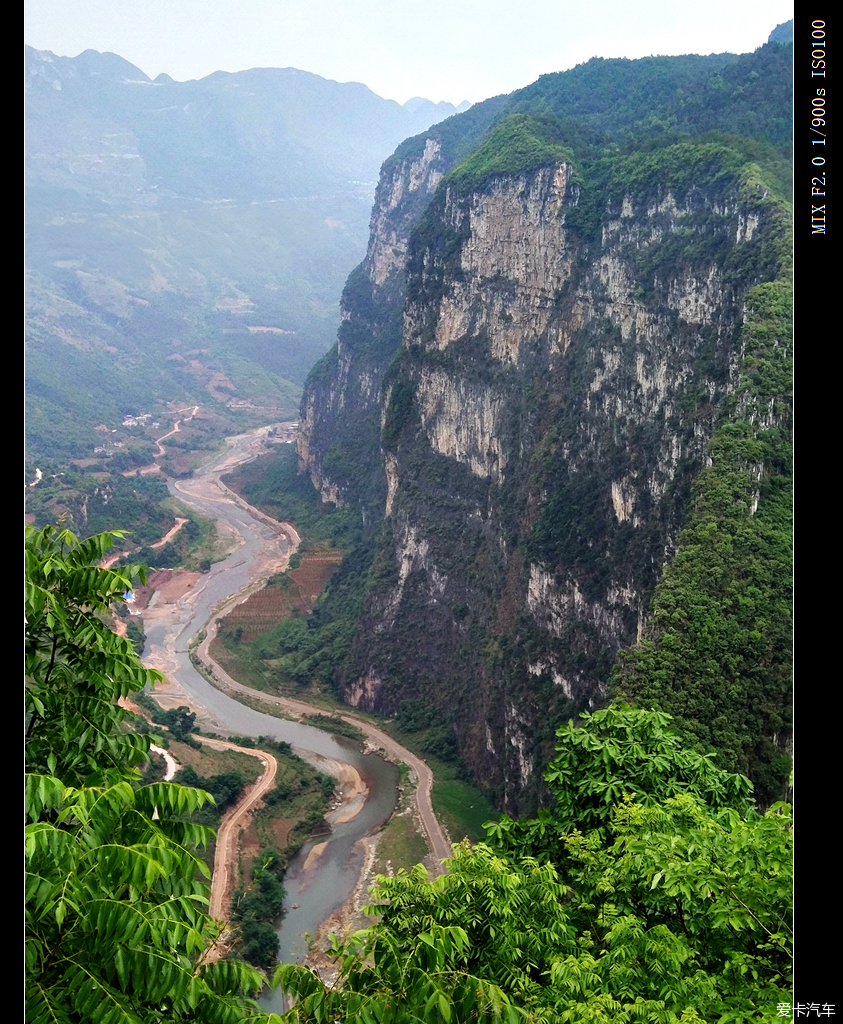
[140,427,400,1008]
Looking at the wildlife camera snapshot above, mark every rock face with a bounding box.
[298,57,792,813]
[298,133,454,520]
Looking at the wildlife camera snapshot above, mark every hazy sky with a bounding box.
[24,0,793,105]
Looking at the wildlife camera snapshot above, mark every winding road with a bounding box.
[204,738,278,921]
[195,621,451,871]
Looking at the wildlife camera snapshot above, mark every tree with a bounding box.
[546,793,793,1022]
[484,704,754,861]
[366,846,573,1007]
[543,704,755,831]
[25,525,160,786]
[25,774,271,1023]
[348,707,792,1023]
[25,526,280,1023]
[274,925,525,1024]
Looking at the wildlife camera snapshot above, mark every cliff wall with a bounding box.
[298,136,450,518]
[297,50,792,812]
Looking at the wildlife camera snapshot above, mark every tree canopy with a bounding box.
[278,707,792,1023]
[25,525,161,786]
[25,525,276,1023]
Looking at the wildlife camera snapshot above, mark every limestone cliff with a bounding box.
[298,134,451,517]
[297,47,792,812]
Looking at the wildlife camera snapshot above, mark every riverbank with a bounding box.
[139,422,448,970]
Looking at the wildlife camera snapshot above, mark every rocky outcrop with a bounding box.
[408,166,576,365]
[368,138,446,287]
[297,135,453,515]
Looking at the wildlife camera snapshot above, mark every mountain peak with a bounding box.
[24,44,151,83]
[768,20,793,44]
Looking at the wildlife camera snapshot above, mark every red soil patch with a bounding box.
[239,827,263,892]
[269,817,294,849]
[132,567,202,611]
[223,550,343,642]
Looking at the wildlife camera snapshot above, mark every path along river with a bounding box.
[139,427,404,1008]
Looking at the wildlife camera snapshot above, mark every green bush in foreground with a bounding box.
[25,526,274,1023]
[279,707,791,1023]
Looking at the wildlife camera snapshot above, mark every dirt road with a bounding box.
[151,517,188,550]
[195,614,451,875]
[201,736,278,921]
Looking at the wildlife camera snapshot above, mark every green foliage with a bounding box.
[369,846,573,1004]
[125,617,146,654]
[27,472,175,550]
[158,705,198,742]
[397,699,440,732]
[275,925,525,1024]
[382,380,419,447]
[613,282,793,804]
[239,919,283,971]
[25,525,161,786]
[484,704,753,866]
[175,765,247,814]
[136,515,208,571]
[25,774,270,1023]
[134,691,200,744]
[303,714,365,744]
[602,142,744,205]
[445,114,575,195]
[504,42,792,156]
[431,780,500,846]
[25,525,280,1022]
[540,793,793,1023]
[543,705,753,833]
[421,728,461,764]
[329,708,792,1023]
[232,851,288,967]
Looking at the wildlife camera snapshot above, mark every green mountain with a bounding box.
[25,45,468,460]
[297,39,793,811]
[768,19,794,44]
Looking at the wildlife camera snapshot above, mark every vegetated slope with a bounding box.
[612,278,792,802]
[296,37,792,812]
[25,45,468,462]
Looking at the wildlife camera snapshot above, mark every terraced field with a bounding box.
[222,549,344,642]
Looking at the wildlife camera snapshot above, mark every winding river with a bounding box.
[139,427,401,1008]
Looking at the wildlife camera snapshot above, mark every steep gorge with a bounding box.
[297,44,792,812]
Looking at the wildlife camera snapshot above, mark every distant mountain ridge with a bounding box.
[25,46,469,202]
[768,19,793,44]
[25,45,466,460]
